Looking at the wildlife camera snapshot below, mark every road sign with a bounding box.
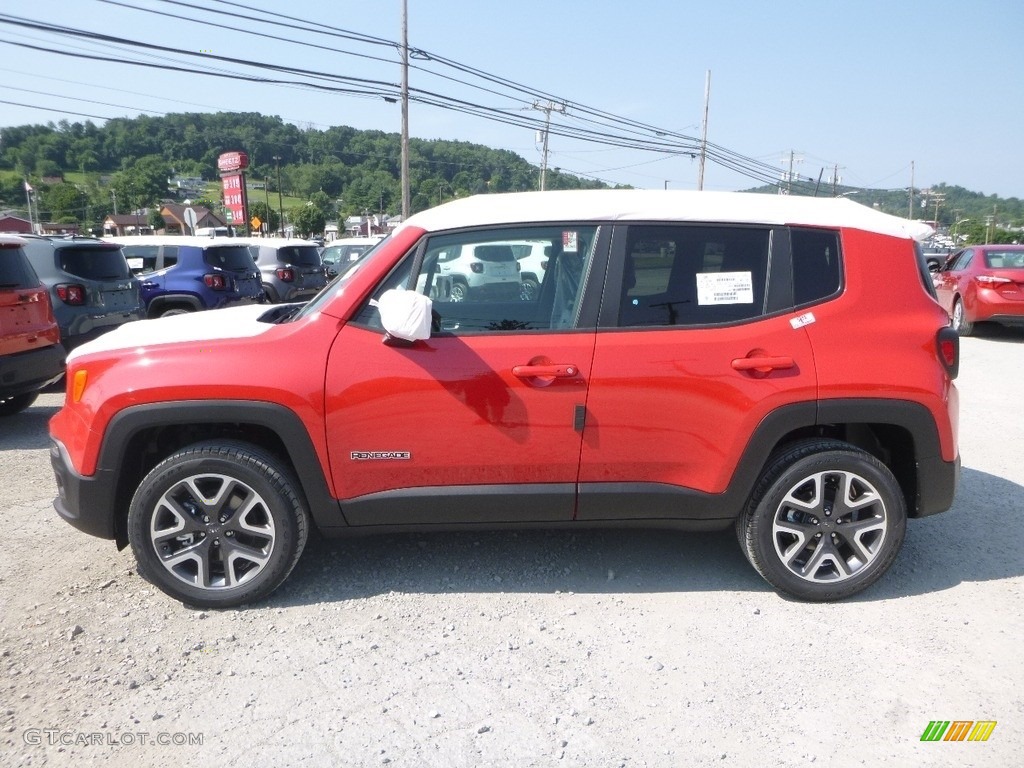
[250,215,262,230]
[183,207,198,235]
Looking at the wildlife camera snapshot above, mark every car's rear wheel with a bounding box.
[0,392,38,417]
[520,277,539,301]
[449,279,468,302]
[128,441,309,608]
[159,306,192,318]
[951,297,974,336]
[737,438,906,601]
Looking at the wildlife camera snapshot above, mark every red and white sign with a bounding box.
[221,173,246,224]
[217,151,249,173]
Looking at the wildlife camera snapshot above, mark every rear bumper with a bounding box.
[0,344,65,397]
[915,452,960,517]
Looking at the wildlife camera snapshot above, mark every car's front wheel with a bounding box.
[128,441,309,608]
[737,439,906,601]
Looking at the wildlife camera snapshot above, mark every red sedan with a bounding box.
[934,244,1024,335]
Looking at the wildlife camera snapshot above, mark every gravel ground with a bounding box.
[1,329,1022,767]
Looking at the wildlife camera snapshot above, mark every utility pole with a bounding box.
[273,156,284,237]
[400,0,410,219]
[779,151,802,194]
[697,69,710,191]
[908,161,914,219]
[532,100,567,191]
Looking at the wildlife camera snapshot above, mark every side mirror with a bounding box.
[374,289,432,345]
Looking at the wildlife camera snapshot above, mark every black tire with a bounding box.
[127,440,309,608]
[736,438,906,601]
[159,306,192,318]
[0,392,39,417]
[951,297,974,336]
[449,279,468,302]
[520,277,540,302]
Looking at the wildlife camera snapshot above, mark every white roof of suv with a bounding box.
[400,190,934,242]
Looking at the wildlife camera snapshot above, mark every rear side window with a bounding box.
[121,245,160,274]
[276,246,321,266]
[57,246,131,280]
[791,228,842,306]
[204,245,255,270]
[0,246,39,289]
[618,225,770,327]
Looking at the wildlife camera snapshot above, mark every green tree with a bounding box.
[290,204,325,239]
[40,182,86,223]
[249,200,280,234]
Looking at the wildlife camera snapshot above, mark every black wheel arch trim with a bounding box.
[55,400,341,546]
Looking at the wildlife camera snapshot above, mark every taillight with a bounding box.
[937,327,959,379]
[975,275,1012,288]
[470,262,484,274]
[276,267,295,282]
[203,273,227,290]
[55,284,86,305]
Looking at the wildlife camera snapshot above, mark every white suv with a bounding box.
[436,242,521,301]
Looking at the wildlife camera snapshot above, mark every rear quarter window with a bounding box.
[57,246,132,280]
[0,246,39,289]
[791,228,842,305]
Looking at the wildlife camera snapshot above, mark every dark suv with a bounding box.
[50,190,960,608]
[20,235,143,351]
[0,235,65,415]
[108,236,263,317]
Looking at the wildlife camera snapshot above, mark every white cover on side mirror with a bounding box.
[375,289,433,341]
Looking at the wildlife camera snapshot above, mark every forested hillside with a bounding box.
[0,111,610,232]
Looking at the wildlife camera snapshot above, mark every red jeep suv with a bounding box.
[48,190,960,607]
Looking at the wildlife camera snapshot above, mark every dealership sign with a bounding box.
[217,151,249,173]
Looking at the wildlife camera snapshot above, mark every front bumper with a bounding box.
[50,438,120,542]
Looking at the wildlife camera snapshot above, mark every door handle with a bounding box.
[512,363,579,379]
[731,355,795,374]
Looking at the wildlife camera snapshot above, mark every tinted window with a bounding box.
[276,246,321,266]
[57,246,131,280]
[0,246,38,289]
[791,228,842,305]
[985,250,1024,269]
[354,225,599,333]
[204,245,255,270]
[618,225,769,327]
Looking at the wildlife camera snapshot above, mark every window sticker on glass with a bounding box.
[563,231,578,253]
[696,271,754,305]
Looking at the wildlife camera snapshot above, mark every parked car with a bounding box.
[321,236,385,278]
[507,240,551,301]
[0,235,66,416]
[933,244,1024,335]
[49,190,959,608]
[238,238,327,303]
[20,234,144,351]
[107,236,263,317]
[437,241,521,301]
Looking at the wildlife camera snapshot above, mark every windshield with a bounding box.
[57,245,132,280]
[204,245,256,271]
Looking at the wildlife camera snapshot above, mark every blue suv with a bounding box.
[108,236,263,317]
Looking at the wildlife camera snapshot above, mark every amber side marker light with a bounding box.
[72,369,88,402]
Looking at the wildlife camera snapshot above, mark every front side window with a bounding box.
[617,225,770,327]
[354,225,599,334]
[120,245,160,274]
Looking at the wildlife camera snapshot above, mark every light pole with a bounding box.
[272,156,283,237]
[952,218,970,244]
